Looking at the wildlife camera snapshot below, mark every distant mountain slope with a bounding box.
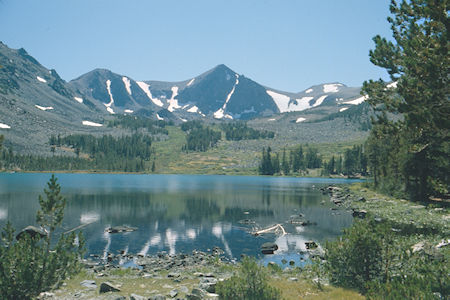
[70,64,367,121]
[70,64,281,120]
[0,42,108,153]
[0,42,374,156]
[70,68,161,115]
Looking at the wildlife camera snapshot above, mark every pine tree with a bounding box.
[259,147,275,175]
[363,0,449,200]
[281,148,290,175]
[336,155,343,175]
[329,155,336,174]
[0,175,84,299]
[272,153,280,175]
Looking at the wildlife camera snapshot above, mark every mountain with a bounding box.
[69,64,280,120]
[0,42,371,155]
[70,64,366,121]
[69,68,162,116]
[0,42,107,153]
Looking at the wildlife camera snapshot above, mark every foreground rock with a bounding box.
[130,294,146,300]
[80,280,97,289]
[99,282,121,293]
[199,277,218,293]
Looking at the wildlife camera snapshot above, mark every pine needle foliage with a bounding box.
[0,175,85,300]
[363,0,449,200]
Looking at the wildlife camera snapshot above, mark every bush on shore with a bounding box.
[0,175,84,300]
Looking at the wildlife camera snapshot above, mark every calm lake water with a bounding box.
[0,173,361,266]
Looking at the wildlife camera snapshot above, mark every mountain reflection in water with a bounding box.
[0,173,362,266]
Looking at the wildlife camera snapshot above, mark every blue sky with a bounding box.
[0,0,392,92]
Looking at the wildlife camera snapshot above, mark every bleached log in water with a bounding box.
[252,224,287,236]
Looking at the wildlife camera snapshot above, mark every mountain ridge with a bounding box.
[0,41,371,155]
[70,63,365,121]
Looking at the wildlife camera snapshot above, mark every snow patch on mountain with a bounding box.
[104,80,115,114]
[36,76,47,83]
[224,75,239,106]
[156,113,164,120]
[167,86,180,112]
[124,109,133,113]
[74,96,83,103]
[82,121,102,127]
[0,123,11,129]
[104,106,114,114]
[296,117,306,123]
[136,81,164,107]
[305,88,313,94]
[214,108,233,119]
[122,76,132,95]
[35,105,54,111]
[293,96,314,111]
[266,90,291,113]
[187,106,199,113]
[214,108,225,119]
[323,84,342,93]
[344,95,368,105]
[187,78,195,87]
[313,95,328,107]
[215,75,239,118]
[339,107,349,112]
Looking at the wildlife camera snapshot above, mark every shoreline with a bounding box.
[0,169,368,181]
[44,182,450,299]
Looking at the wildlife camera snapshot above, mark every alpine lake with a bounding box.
[0,173,362,267]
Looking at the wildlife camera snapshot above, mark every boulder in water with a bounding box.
[261,242,278,254]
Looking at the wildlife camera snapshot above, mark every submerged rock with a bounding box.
[305,241,318,250]
[238,219,256,225]
[105,225,137,233]
[261,242,278,254]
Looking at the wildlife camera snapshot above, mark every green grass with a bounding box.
[348,183,449,236]
[150,125,365,176]
[55,265,365,300]
[269,278,365,300]
[151,125,259,175]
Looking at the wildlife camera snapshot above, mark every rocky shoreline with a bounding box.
[40,184,384,300]
[40,247,235,300]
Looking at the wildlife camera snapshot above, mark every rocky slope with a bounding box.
[0,42,371,155]
[0,42,112,153]
[70,63,366,122]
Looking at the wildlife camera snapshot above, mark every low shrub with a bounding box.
[216,256,281,300]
